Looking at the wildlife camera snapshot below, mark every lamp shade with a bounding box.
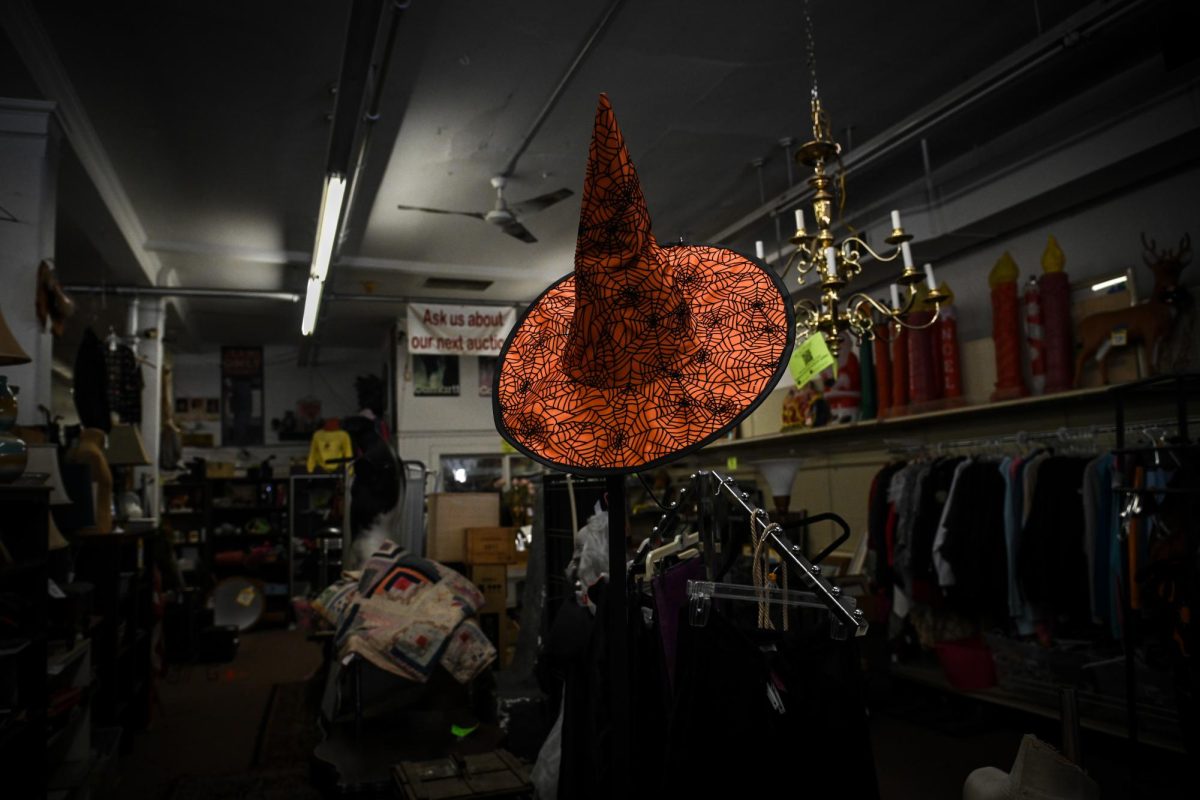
[24,444,70,505]
[0,307,31,366]
[756,458,802,498]
[106,424,151,466]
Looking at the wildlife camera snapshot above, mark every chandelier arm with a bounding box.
[841,237,901,264]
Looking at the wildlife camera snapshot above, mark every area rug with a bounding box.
[168,681,323,800]
[253,680,323,770]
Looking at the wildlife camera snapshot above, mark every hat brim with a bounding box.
[493,244,795,476]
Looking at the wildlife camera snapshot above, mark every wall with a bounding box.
[171,344,387,466]
[394,339,503,484]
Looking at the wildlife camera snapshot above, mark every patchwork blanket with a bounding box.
[314,542,496,683]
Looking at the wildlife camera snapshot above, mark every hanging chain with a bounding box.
[802,0,819,103]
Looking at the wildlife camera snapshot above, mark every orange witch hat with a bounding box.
[492,94,794,475]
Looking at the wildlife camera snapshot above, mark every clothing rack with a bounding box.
[648,470,867,637]
[604,467,868,799]
[883,415,1200,455]
[1110,373,1200,797]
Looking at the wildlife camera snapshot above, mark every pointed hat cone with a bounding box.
[493,95,794,475]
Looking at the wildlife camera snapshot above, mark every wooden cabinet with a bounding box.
[0,485,50,780]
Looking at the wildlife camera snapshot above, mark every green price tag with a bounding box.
[726,457,738,471]
[789,332,836,387]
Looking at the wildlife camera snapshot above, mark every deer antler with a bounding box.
[1142,232,1160,267]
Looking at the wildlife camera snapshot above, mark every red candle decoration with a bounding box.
[1039,235,1074,393]
[1023,276,1046,395]
[907,306,938,406]
[873,322,892,417]
[892,325,910,412]
[990,251,1028,402]
[937,285,962,399]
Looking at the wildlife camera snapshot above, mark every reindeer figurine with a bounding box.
[1073,233,1191,387]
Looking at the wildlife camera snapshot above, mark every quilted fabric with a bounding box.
[314,542,496,683]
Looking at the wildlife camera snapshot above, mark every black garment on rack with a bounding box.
[868,461,906,588]
[105,343,143,423]
[1018,456,1091,629]
[664,609,879,798]
[544,579,668,800]
[938,460,1008,620]
[909,457,964,599]
[72,328,111,432]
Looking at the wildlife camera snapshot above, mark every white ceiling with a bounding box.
[3,0,1186,352]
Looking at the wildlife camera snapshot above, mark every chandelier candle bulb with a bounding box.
[901,241,914,269]
[890,210,902,231]
[890,284,901,311]
[924,263,937,291]
[756,240,765,260]
[795,209,806,232]
[824,247,838,277]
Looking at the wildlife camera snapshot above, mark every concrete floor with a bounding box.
[115,628,323,799]
[112,627,1190,799]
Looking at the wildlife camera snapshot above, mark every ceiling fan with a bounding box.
[396,176,573,244]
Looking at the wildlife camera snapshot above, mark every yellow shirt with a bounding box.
[307,429,354,473]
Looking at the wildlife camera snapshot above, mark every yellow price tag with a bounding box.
[789,332,836,387]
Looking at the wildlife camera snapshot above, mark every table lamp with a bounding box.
[755,458,802,515]
[106,424,151,521]
[0,306,32,484]
[24,443,71,550]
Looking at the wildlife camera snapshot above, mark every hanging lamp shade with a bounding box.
[24,444,70,505]
[105,424,151,466]
[755,457,802,514]
[0,307,31,366]
[492,94,794,475]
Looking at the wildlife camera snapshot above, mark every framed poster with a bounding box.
[221,346,264,445]
[413,354,460,396]
[478,356,497,397]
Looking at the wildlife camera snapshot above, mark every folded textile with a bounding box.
[314,542,496,683]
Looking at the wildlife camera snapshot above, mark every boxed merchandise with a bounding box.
[466,526,516,564]
[426,492,500,563]
[469,564,507,614]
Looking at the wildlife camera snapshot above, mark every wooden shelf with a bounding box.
[694,384,1132,460]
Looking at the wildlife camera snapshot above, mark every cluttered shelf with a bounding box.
[700,384,1115,459]
[889,661,1184,754]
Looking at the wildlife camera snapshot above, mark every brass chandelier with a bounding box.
[784,0,948,357]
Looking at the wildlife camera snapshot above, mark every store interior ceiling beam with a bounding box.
[707,0,1149,246]
[63,284,523,309]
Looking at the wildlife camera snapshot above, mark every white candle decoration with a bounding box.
[755,240,765,259]
[795,208,806,232]
[890,283,901,310]
[890,209,902,231]
[901,240,914,268]
[824,247,837,276]
[924,263,937,291]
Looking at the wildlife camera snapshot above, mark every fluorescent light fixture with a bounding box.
[311,174,347,283]
[1091,275,1127,292]
[301,276,323,336]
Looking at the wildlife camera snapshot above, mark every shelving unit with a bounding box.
[73,530,152,748]
[0,485,50,779]
[288,473,345,599]
[162,476,292,626]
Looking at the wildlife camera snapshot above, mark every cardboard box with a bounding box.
[426,493,500,563]
[205,461,236,479]
[466,527,516,564]
[469,564,507,614]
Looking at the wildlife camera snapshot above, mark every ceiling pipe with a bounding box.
[65,285,302,302]
[708,0,1148,244]
[64,284,523,308]
[499,0,627,179]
